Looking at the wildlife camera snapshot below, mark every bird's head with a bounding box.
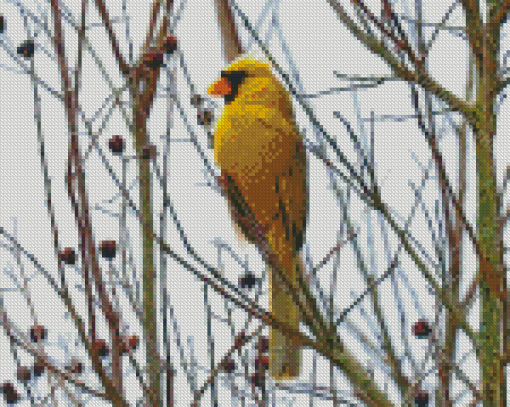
[207,56,274,104]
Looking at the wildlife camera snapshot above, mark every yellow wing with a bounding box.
[215,110,307,253]
[209,57,307,380]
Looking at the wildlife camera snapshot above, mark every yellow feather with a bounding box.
[208,56,307,380]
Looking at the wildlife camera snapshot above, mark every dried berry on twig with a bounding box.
[59,247,76,265]
[109,135,125,155]
[100,241,116,260]
[30,325,47,343]
[412,319,431,339]
[17,40,34,59]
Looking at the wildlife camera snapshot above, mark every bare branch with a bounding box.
[459,0,484,60]
[213,0,243,63]
[326,0,477,127]
[490,1,510,26]
[93,0,131,75]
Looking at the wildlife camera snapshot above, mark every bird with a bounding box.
[207,55,308,380]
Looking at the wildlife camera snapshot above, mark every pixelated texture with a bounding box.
[208,56,307,380]
[4,0,504,404]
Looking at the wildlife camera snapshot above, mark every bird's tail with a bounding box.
[268,251,302,380]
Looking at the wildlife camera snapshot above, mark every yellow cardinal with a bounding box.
[207,55,308,380]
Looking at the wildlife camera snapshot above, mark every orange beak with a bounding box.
[207,76,232,97]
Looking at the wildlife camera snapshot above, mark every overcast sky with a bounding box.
[1,0,508,405]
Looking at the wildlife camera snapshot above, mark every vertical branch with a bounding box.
[93,0,177,403]
[133,80,159,407]
[213,0,243,63]
[460,0,484,64]
[93,0,131,75]
[472,1,506,405]
[435,57,473,407]
[50,1,127,406]
[329,248,340,407]
[413,0,455,403]
[161,6,175,404]
[406,4,475,403]
[204,285,218,406]
[364,114,410,399]
[125,5,175,405]
[141,0,164,56]
[130,31,170,406]
[161,45,175,407]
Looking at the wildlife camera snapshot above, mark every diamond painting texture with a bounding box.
[0,0,504,405]
[207,56,307,381]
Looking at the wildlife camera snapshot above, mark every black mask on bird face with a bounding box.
[221,70,247,104]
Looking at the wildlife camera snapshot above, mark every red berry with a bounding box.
[141,144,157,160]
[30,325,47,343]
[250,372,265,389]
[100,241,116,260]
[118,335,138,355]
[1,382,20,404]
[118,339,128,355]
[33,362,45,378]
[144,52,164,69]
[222,358,236,373]
[5,391,20,404]
[128,335,139,351]
[109,135,125,155]
[1,382,14,394]
[255,355,269,372]
[414,391,429,406]
[239,273,257,289]
[164,35,177,54]
[234,331,247,349]
[95,339,109,358]
[17,40,34,59]
[59,247,76,265]
[16,366,31,383]
[413,319,431,339]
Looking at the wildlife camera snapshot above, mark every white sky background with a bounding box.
[0,0,509,405]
